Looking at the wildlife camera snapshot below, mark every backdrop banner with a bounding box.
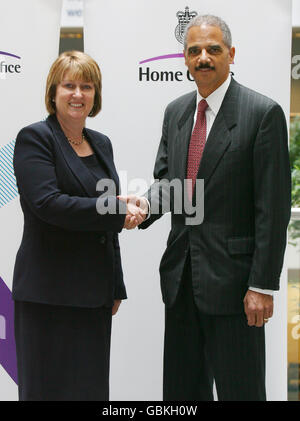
[0,0,62,400]
[84,0,292,401]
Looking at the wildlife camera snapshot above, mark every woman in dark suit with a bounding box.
[12,51,143,401]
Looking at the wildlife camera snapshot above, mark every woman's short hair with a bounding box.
[45,50,102,117]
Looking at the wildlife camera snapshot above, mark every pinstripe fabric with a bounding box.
[141,78,291,314]
[164,257,266,401]
[141,78,290,401]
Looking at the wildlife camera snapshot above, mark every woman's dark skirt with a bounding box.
[14,301,112,401]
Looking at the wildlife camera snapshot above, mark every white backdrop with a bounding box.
[293,0,300,27]
[84,0,292,401]
[0,0,292,402]
[0,0,62,401]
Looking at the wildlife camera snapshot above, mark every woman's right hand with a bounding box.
[118,195,148,229]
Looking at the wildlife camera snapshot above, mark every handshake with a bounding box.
[118,195,149,230]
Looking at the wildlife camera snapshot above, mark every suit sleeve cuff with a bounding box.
[144,197,151,220]
[249,287,274,296]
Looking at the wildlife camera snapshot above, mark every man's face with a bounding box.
[184,24,235,97]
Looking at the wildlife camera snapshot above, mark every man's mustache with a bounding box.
[195,64,215,71]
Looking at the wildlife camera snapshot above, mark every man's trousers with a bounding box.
[163,256,266,401]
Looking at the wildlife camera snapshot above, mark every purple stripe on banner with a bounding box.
[139,53,184,64]
[0,51,21,59]
[0,277,18,384]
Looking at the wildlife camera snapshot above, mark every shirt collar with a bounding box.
[197,74,231,116]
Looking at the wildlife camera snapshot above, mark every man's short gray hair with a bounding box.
[184,15,232,50]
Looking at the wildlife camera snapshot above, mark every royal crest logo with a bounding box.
[175,6,198,45]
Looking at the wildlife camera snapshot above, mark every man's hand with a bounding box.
[243,290,273,327]
[112,299,121,315]
[118,195,148,230]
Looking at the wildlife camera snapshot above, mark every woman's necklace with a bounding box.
[67,133,86,146]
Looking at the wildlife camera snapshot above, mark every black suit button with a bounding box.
[99,236,106,244]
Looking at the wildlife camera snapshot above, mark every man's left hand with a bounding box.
[243,290,273,327]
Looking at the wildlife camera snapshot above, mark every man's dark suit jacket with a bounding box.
[13,114,126,308]
[140,78,291,315]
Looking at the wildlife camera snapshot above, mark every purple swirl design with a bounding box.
[139,53,184,64]
[0,51,21,60]
[0,277,17,384]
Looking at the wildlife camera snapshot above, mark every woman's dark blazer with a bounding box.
[12,114,127,308]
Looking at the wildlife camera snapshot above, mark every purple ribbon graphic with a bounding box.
[0,277,18,384]
[139,53,184,64]
[0,51,21,59]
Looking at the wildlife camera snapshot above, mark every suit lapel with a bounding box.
[46,114,101,197]
[197,111,232,185]
[175,79,239,186]
[197,78,239,186]
[176,91,197,181]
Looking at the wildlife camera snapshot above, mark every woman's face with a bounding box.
[55,70,95,124]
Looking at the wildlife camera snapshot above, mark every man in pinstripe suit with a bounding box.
[127,15,291,400]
